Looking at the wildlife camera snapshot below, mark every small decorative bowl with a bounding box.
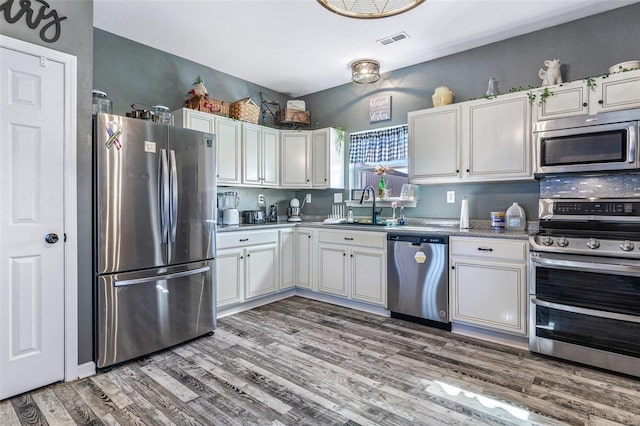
[608,61,640,73]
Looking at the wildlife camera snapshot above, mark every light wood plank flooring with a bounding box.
[2,296,640,425]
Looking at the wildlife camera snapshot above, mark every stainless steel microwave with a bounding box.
[534,109,640,175]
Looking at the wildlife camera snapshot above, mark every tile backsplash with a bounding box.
[540,174,640,198]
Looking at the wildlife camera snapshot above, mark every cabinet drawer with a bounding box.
[217,230,278,249]
[318,230,385,248]
[450,237,527,262]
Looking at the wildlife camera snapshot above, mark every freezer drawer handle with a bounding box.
[114,266,210,287]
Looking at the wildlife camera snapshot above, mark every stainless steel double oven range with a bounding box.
[529,198,640,377]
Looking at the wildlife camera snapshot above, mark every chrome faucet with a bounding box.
[359,185,377,224]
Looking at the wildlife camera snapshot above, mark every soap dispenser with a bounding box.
[506,202,526,231]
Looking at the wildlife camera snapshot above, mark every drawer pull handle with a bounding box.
[478,247,493,252]
[344,237,354,241]
[239,238,249,242]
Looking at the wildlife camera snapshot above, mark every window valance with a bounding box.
[348,124,408,164]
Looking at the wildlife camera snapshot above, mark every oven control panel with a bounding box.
[539,198,640,220]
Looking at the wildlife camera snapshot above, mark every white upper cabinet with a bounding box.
[281,128,344,189]
[242,123,279,187]
[409,92,532,184]
[409,104,461,181]
[592,69,640,114]
[172,108,241,185]
[534,69,640,120]
[280,131,310,187]
[533,79,589,121]
[463,93,532,181]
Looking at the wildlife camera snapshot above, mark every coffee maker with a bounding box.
[288,198,302,222]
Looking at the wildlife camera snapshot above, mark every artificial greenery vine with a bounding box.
[335,126,345,155]
[584,77,597,92]
[537,87,555,106]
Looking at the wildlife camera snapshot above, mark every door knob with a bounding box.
[45,233,59,244]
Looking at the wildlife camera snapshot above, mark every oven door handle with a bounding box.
[531,298,640,324]
[531,254,640,275]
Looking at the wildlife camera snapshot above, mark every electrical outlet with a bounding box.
[333,193,343,203]
[305,194,311,203]
[447,191,455,204]
[258,193,265,204]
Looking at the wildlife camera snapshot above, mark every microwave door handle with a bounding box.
[169,150,178,243]
[159,149,169,244]
[531,298,640,324]
[629,125,638,163]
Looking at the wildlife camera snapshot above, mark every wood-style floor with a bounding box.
[2,296,640,425]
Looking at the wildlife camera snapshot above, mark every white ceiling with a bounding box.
[93,0,638,97]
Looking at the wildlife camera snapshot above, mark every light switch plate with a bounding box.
[305,194,312,203]
[334,193,343,203]
[447,191,455,203]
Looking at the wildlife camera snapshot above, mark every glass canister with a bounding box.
[152,105,173,124]
[92,90,112,115]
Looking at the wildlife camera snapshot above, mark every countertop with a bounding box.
[217,219,534,240]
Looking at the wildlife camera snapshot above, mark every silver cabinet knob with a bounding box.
[557,237,569,247]
[45,233,59,244]
[620,240,635,252]
[587,238,600,249]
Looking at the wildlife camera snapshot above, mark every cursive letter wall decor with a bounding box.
[0,0,67,43]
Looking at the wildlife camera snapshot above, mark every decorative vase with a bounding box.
[432,86,454,107]
[486,77,498,96]
[378,176,386,198]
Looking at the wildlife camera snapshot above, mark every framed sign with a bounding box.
[369,95,391,122]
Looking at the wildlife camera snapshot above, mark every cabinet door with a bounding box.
[409,106,461,183]
[242,123,262,186]
[311,129,329,188]
[465,94,532,181]
[318,244,347,296]
[350,248,386,306]
[592,70,640,114]
[262,127,279,187]
[450,259,527,335]
[280,131,310,187]
[295,229,313,289]
[184,109,215,133]
[216,248,244,307]
[216,117,241,184]
[535,81,589,120]
[280,229,295,290]
[245,243,278,299]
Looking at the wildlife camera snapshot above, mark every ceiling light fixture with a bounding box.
[317,0,424,19]
[351,59,380,84]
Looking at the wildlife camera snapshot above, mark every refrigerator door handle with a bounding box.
[159,149,170,244]
[169,149,178,243]
[114,266,210,287]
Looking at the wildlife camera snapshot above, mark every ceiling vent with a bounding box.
[377,32,409,46]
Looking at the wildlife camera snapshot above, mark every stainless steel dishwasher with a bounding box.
[387,233,450,330]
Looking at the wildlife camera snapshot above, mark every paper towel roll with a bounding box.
[460,197,469,229]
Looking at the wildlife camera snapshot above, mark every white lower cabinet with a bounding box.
[317,230,386,307]
[295,227,315,290]
[279,228,295,290]
[216,230,279,308]
[449,237,528,336]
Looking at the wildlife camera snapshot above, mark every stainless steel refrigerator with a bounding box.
[93,113,216,368]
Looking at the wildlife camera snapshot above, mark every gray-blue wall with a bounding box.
[1,0,94,364]
[301,3,640,221]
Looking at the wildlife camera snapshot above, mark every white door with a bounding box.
[0,45,65,398]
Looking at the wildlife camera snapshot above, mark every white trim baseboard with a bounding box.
[74,362,96,380]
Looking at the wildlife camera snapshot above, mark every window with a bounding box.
[348,124,408,198]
